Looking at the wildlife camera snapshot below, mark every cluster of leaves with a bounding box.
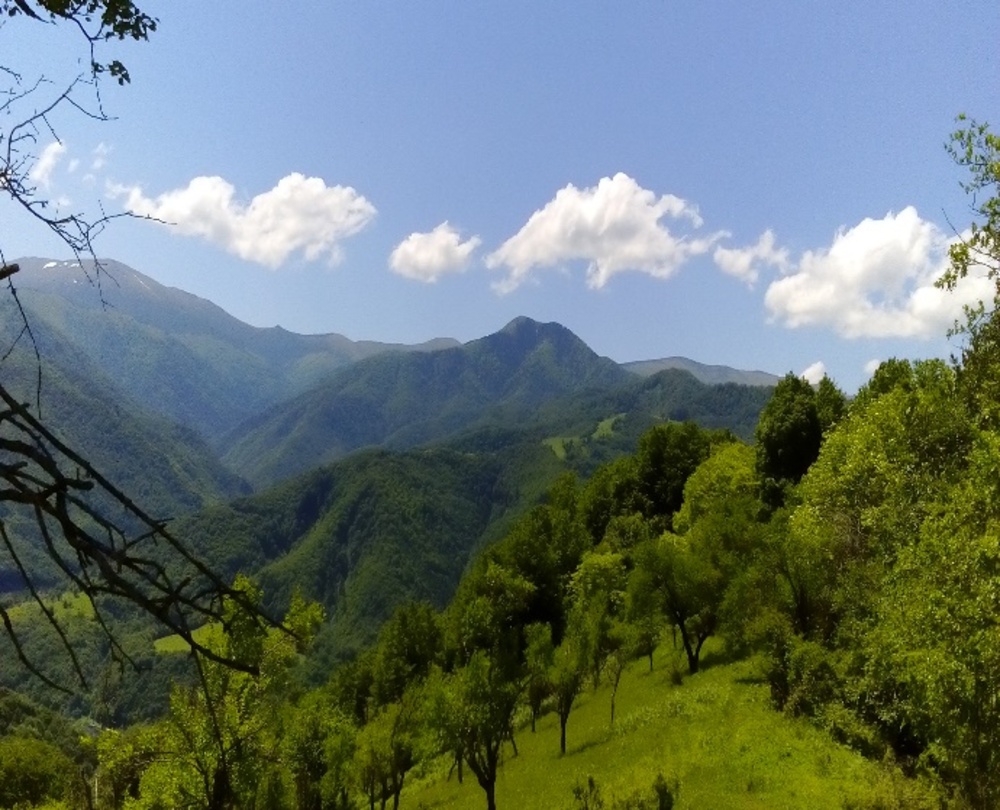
[2,0,156,83]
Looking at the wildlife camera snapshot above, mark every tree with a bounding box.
[1,0,155,269]
[523,622,554,733]
[863,434,1000,809]
[354,699,418,810]
[426,651,521,810]
[371,601,441,708]
[937,116,1000,296]
[603,620,635,727]
[754,373,821,507]
[814,375,847,436]
[0,734,77,808]
[568,551,627,689]
[633,534,722,674]
[937,118,1000,429]
[634,422,712,530]
[101,582,322,810]
[787,360,973,641]
[549,636,586,755]
[282,692,356,810]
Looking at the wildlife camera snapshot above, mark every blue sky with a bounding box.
[4,1,998,391]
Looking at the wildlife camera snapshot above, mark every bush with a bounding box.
[0,736,74,809]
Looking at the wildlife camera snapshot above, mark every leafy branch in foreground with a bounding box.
[938,115,1000,293]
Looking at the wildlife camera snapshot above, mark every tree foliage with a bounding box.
[754,373,821,506]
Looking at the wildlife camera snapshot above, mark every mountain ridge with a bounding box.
[10,258,461,439]
[219,315,634,487]
[622,356,780,387]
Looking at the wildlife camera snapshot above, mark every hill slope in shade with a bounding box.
[0,308,250,595]
[623,356,780,387]
[173,438,568,665]
[10,258,458,440]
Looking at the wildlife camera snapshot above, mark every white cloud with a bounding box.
[864,358,882,377]
[29,141,67,189]
[800,361,826,385]
[118,173,376,267]
[764,207,992,338]
[91,142,110,171]
[713,229,789,284]
[485,173,720,293]
[389,222,481,282]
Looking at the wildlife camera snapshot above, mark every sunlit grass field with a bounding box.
[405,642,938,809]
[152,622,222,653]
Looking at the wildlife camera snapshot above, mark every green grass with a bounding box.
[153,623,221,654]
[592,414,624,440]
[543,437,578,460]
[405,643,939,809]
[544,415,624,461]
[5,591,94,624]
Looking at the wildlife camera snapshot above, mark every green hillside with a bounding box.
[171,438,572,667]
[406,650,938,809]
[0,311,249,596]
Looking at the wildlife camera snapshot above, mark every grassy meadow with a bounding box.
[405,642,938,809]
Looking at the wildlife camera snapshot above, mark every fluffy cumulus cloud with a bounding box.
[118,173,376,267]
[800,361,827,385]
[485,173,721,293]
[29,141,67,189]
[713,229,789,284]
[389,222,481,282]
[764,207,992,338]
[864,358,883,377]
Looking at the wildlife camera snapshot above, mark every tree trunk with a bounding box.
[560,713,568,754]
[678,623,699,673]
[485,781,497,810]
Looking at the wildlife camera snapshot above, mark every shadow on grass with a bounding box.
[566,731,613,758]
[696,645,739,672]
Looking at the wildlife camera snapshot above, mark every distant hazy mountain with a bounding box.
[622,356,780,387]
[9,258,458,440]
[221,316,633,488]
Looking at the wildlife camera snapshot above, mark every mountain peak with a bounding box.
[500,315,558,335]
[495,315,582,346]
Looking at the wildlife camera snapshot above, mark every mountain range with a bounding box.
[0,257,778,691]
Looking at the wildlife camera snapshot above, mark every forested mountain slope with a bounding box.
[173,439,568,667]
[220,317,773,489]
[220,317,632,487]
[0,303,249,595]
[9,258,458,440]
